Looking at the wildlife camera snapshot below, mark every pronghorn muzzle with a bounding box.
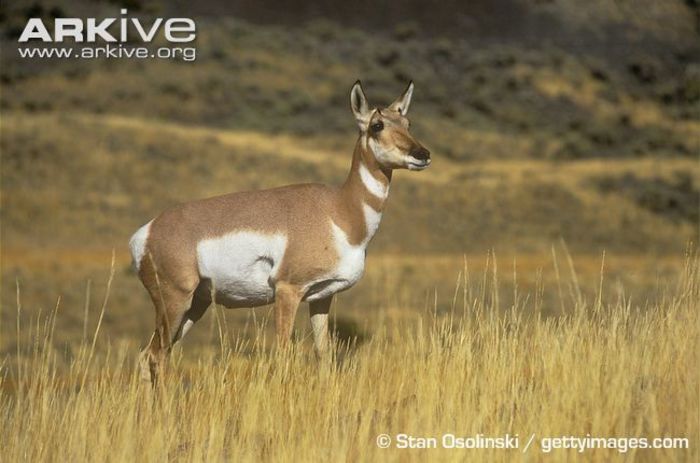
[407,146,431,170]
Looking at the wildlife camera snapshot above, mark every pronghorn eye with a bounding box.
[371,121,384,132]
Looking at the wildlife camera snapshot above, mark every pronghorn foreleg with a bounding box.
[273,282,303,349]
[309,296,333,361]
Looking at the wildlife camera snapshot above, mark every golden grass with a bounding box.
[1,253,697,462]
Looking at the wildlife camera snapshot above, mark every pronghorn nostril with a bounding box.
[411,148,430,161]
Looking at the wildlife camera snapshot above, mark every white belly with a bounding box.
[197,231,287,307]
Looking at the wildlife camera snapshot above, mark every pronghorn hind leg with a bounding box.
[139,332,165,386]
[273,282,304,349]
[138,286,193,386]
[309,296,333,362]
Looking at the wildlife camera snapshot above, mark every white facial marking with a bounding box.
[359,162,389,199]
[368,137,402,167]
[197,231,287,307]
[367,137,384,158]
[129,220,152,271]
[406,156,431,171]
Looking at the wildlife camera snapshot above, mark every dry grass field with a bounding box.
[0,253,697,462]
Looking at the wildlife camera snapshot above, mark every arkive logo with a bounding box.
[17,9,197,61]
[19,9,195,43]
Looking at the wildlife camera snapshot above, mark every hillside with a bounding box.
[0,0,698,347]
[1,110,696,254]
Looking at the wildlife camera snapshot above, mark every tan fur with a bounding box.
[134,81,430,384]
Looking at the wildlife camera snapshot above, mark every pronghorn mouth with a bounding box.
[407,158,431,171]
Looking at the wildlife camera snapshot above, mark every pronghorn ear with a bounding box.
[389,81,414,116]
[350,80,370,130]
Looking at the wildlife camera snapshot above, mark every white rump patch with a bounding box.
[129,220,152,270]
[197,231,287,307]
[359,162,389,199]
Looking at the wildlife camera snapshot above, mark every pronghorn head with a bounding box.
[350,80,431,171]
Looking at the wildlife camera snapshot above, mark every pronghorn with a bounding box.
[130,81,431,383]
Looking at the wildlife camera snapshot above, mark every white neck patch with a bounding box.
[362,203,382,244]
[310,205,383,301]
[359,162,389,199]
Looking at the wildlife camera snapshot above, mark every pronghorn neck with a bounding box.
[343,136,392,201]
[338,136,392,246]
